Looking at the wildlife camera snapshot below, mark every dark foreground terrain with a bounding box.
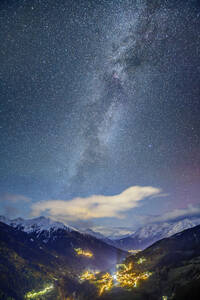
[1,219,200,299]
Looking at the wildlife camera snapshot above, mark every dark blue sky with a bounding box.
[0,0,200,234]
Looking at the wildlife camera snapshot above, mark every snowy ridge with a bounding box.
[134,218,200,240]
[1,216,200,250]
[111,218,200,251]
[80,228,106,240]
[0,215,78,234]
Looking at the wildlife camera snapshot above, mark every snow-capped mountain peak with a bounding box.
[114,218,200,251]
[0,215,78,234]
[134,218,200,240]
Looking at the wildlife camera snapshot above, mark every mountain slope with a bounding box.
[101,224,200,300]
[0,219,127,300]
[81,228,119,248]
[0,216,126,271]
[0,221,76,299]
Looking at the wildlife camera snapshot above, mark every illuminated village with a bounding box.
[74,248,93,258]
[127,249,141,255]
[79,254,152,296]
[24,249,151,298]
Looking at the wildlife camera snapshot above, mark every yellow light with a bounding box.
[25,284,53,299]
[137,257,146,264]
[128,249,142,254]
[97,273,114,296]
[74,248,93,258]
[79,270,98,281]
[79,262,152,295]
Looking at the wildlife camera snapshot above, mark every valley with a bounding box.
[1,217,200,299]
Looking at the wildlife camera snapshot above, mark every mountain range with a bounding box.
[81,218,200,251]
[2,215,200,251]
[1,215,200,299]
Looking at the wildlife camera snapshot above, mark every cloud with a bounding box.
[31,186,161,222]
[149,193,169,199]
[0,193,31,218]
[0,193,31,203]
[144,204,200,224]
[2,205,19,218]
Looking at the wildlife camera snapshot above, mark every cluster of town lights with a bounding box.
[25,284,53,299]
[98,273,114,296]
[80,270,100,281]
[128,249,141,254]
[74,248,93,258]
[80,260,152,296]
[114,262,151,289]
[137,257,146,264]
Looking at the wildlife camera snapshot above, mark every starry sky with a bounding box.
[0,0,200,235]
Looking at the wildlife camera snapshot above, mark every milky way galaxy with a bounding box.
[0,0,200,232]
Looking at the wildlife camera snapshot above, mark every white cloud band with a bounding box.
[31,186,161,221]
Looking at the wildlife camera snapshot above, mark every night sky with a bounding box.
[0,0,200,235]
